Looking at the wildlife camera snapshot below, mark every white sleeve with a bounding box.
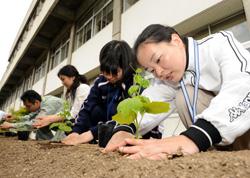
[70,84,90,118]
[197,31,250,145]
[0,110,6,121]
[137,81,177,135]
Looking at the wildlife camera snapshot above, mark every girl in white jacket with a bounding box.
[33,65,90,128]
[106,24,250,159]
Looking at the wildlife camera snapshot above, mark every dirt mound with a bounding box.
[0,136,249,178]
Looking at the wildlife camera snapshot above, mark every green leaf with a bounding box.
[49,122,61,130]
[135,96,150,104]
[128,85,140,97]
[134,75,143,86]
[144,102,170,114]
[140,79,150,88]
[58,101,71,120]
[65,120,73,127]
[58,123,72,132]
[112,112,135,125]
[113,97,144,124]
[117,98,144,115]
[135,68,143,73]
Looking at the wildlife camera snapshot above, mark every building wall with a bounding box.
[121,0,223,45]
[71,23,113,74]
[44,60,67,95]
[32,77,45,95]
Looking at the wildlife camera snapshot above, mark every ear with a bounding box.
[35,100,41,107]
[170,34,184,47]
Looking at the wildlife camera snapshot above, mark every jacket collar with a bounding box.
[185,37,196,71]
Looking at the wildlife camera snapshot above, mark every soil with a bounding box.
[0,136,249,178]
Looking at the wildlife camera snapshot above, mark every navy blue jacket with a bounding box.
[72,74,134,139]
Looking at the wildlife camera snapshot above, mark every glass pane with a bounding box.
[61,46,66,61]
[94,12,102,34]
[103,2,113,27]
[41,63,46,76]
[54,51,60,67]
[84,21,92,42]
[123,0,139,11]
[76,28,84,48]
[50,56,54,70]
[225,22,250,43]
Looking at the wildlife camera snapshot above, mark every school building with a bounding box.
[0,0,250,136]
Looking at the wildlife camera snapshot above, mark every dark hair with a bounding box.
[57,65,88,100]
[21,90,42,104]
[133,24,183,54]
[99,40,137,79]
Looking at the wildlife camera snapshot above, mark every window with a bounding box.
[84,21,92,42]
[224,22,250,43]
[123,0,139,12]
[50,38,69,70]
[94,1,113,34]
[34,61,46,83]
[75,0,113,49]
[189,12,250,45]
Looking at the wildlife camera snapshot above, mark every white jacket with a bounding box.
[68,84,90,119]
[138,31,250,150]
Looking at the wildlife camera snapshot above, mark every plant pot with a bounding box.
[98,122,114,148]
[17,131,30,141]
[5,132,17,137]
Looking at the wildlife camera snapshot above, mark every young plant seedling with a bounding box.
[112,68,170,138]
[9,107,29,122]
[49,101,73,133]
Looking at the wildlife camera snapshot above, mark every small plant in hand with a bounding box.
[49,101,73,133]
[112,68,170,138]
[9,107,29,122]
[0,107,29,133]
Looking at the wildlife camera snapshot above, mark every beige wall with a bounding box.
[120,0,223,45]
[32,77,45,95]
[71,23,113,75]
[44,60,67,95]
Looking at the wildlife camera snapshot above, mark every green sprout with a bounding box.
[112,68,170,138]
[9,107,29,122]
[0,107,30,133]
[49,101,73,133]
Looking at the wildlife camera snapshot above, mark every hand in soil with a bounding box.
[62,131,94,145]
[103,131,134,153]
[119,135,199,160]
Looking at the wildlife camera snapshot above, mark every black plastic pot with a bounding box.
[4,132,17,137]
[17,131,30,141]
[98,122,114,148]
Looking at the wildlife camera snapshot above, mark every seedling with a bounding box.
[49,101,73,133]
[112,68,170,138]
[0,107,30,133]
[9,107,29,122]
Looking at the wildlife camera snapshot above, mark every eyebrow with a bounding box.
[150,53,156,63]
[144,52,157,71]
